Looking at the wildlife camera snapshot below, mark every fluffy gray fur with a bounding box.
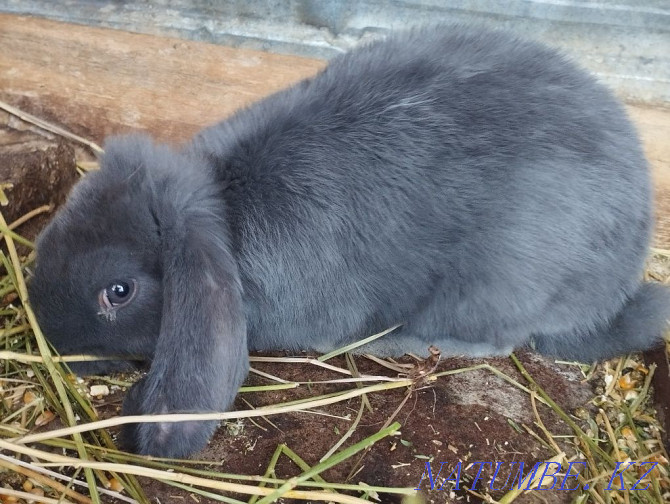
[29,25,670,458]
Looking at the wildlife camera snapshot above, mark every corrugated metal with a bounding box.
[1,0,668,104]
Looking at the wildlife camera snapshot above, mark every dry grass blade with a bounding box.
[0,487,75,504]
[0,350,124,363]
[497,453,566,503]
[318,324,402,361]
[251,355,354,375]
[8,204,52,230]
[0,438,388,504]
[0,454,137,504]
[0,456,93,504]
[14,379,416,444]
[0,100,103,153]
[0,220,34,247]
[320,397,367,462]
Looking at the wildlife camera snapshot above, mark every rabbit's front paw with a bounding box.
[120,376,218,458]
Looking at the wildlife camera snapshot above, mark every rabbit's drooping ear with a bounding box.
[115,141,248,457]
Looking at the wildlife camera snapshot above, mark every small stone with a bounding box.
[89,384,110,397]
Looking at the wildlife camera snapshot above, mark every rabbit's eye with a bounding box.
[100,280,137,311]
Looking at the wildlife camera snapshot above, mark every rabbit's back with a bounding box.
[190,26,650,352]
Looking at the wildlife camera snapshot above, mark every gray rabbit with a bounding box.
[29,25,670,458]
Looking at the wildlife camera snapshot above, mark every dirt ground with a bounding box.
[79,351,596,504]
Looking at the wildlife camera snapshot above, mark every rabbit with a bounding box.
[29,24,670,458]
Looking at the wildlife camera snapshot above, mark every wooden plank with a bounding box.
[627,105,670,249]
[1,14,669,247]
[0,14,324,144]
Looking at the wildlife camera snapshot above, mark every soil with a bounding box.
[79,350,602,504]
[0,112,77,244]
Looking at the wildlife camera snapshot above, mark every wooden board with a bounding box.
[0,14,324,144]
[1,14,669,247]
[627,105,670,249]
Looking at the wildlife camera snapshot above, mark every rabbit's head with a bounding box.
[30,139,164,374]
[30,135,248,457]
